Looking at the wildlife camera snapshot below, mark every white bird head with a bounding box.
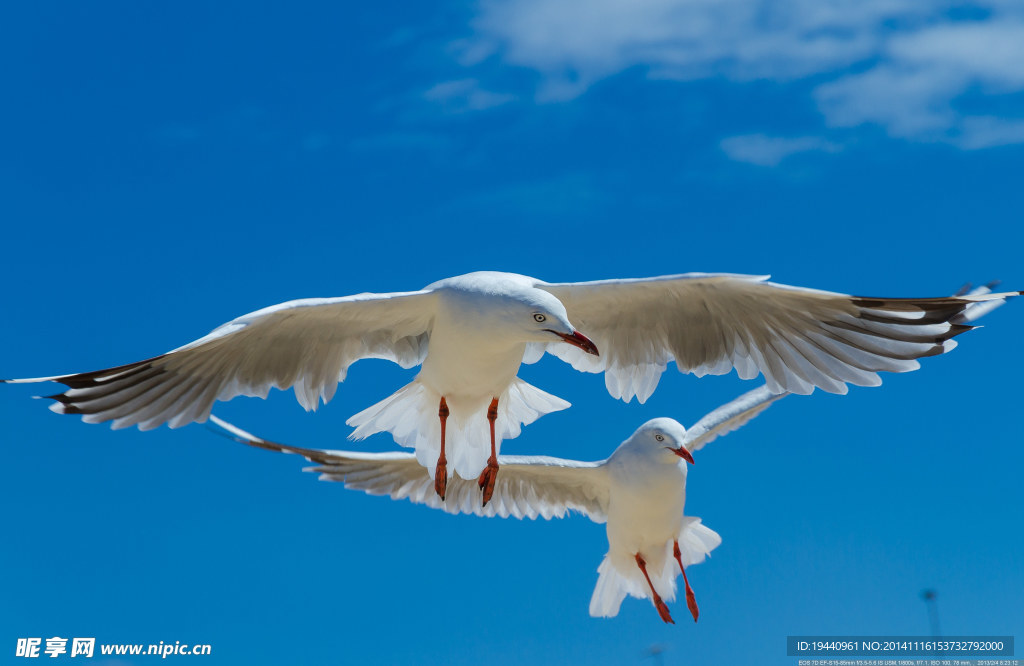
[514,287,599,355]
[623,417,695,465]
[436,273,599,355]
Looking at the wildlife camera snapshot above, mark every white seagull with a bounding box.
[3,272,1015,503]
[209,384,787,623]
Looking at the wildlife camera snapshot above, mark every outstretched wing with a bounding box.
[683,385,787,453]
[539,274,1016,400]
[209,416,611,522]
[4,291,436,431]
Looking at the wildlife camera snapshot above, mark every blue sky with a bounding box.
[1,1,1022,664]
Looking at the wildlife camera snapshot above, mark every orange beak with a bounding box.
[549,330,599,356]
[668,447,694,465]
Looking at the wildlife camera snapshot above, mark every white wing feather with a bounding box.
[209,416,611,522]
[8,291,436,431]
[682,385,787,452]
[539,274,1013,401]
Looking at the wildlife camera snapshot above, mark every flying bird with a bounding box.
[3,272,1014,503]
[209,384,788,623]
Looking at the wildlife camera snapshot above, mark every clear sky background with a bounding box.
[1,2,1022,664]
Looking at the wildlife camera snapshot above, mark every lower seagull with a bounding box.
[209,384,786,624]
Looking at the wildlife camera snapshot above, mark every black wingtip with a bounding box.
[205,422,244,445]
[947,324,977,339]
[43,392,83,414]
[208,422,292,457]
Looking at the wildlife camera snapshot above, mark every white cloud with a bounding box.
[816,20,1024,145]
[462,0,923,99]
[422,78,515,112]
[454,0,1024,150]
[720,134,840,166]
[888,20,1024,89]
[815,65,962,138]
[955,116,1024,149]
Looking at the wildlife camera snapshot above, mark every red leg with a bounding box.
[477,397,500,506]
[434,397,449,501]
[635,553,674,624]
[673,541,699,623]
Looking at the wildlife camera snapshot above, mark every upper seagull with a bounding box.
[207,384,786,623]
[3,271,1015,502]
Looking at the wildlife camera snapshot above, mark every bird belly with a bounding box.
[348,332,569,479]
[605,474,686,574]
[348,312,569,479]
[417,335,526,406]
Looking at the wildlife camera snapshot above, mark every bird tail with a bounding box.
[345,378,570,480]
[589,556,645,618]
[676,516,722,567]
[588,517,721,618]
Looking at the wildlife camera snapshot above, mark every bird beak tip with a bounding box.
[668,447,694,464]
[571,331,600,356]
[554,330,600,356]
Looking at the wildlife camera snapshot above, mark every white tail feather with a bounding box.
[588,517,721,618]
[345,378,570,480]
[589,556,644,618]
[676,516,722,566]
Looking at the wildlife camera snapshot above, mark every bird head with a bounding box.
[433,273,599,356]
[507,288,599,356]
[631,417,694,465]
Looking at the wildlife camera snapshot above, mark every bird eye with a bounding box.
[655,434,665,442]
[533,313,546,322]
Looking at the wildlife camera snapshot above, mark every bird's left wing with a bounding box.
[209,416,611,522]
[539,274,1015,401]
[673,282,1002,454]
[682,385,787,453]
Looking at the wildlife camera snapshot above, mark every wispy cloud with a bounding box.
[422,78,515,113]
[460,0,920,99]
[451,0,1024,151]
[815,20,1024,146]
[954,116,1024,149]
[720,134,840,166]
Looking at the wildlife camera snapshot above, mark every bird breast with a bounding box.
[605,461,687,554]
[417,314,528,401]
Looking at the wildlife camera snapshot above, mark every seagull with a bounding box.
[209,384,787,623]
[3,272,1015,503]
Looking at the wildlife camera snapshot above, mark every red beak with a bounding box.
[550,330,599,356]
[668,447,694,465]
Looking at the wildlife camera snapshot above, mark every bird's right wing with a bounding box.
[210,416,612,522]
[683,385,788,453]
[3,290,436,431]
